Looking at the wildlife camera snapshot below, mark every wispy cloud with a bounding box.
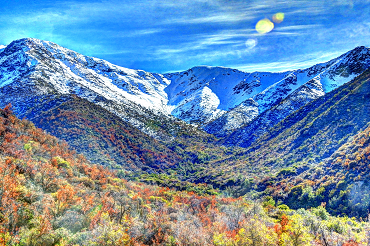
[0,0,369,74]
[101,29,165,38]
[1,12,80,25]
[153,29,255,57]
[249,31,305,37]
[345,22,370,38]
[159,0,274,25]
[233,51,344,72]
[277,24,322,31]
[127,29,164,37]
[156,48,246,67]
[164,12,255,25]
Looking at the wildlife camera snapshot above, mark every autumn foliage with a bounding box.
[0,105,368,245]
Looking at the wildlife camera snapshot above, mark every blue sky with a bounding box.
[1,0,370,73]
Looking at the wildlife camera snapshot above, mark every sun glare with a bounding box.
[272,12,285,23]
[255,18,274,34]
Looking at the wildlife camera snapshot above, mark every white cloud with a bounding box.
[346,22,370,38]
[245,39,257,49]
[153,30,253,56]
[4,12,81,25]
[0,0,368,74]
[233,51,345,72]
[164,12,255,25]
[277,24,322,31]
[117,29,164,37]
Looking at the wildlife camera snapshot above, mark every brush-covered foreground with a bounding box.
[0,106,369,245]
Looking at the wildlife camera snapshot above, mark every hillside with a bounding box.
[0,38,175,141]
[267,123,370,217]
[222,77,325,144]
[214,67,370,216]
[248,66,370,170]
[16,93,246,191]
[0,105,367,245]
[204,46,370,137]
[21,94,180,172]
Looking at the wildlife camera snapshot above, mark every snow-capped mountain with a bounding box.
[0,38,170,113]
[204,98,259,136]
[164,66,290,124]
[0,38,178,139]
[1,38,370,143]
[164,46,370,135]
[203,46,370,137]
[223,77,326,146]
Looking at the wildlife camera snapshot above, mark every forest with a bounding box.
[0,104,369,245]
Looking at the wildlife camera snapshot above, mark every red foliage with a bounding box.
[343,240,359,246]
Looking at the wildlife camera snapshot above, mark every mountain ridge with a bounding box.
[1,38,370,138]
[203,45,370,137]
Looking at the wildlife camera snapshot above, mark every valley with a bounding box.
[0,38,370,244]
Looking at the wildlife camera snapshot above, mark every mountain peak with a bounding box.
[342,45,370,58]
[0,37,175,124]
[353,45,369,51]
[7,37,43,47]
[189,65,243,73]
[0,37,56,56]
[165,65,245,77]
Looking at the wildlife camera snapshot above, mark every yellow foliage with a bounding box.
[237,218,278,246]
[89,212,132,246]
[213,232,235,246]
[279,214,313,246]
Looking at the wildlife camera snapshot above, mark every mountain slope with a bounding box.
[242,66,370,172]
[260,122,370,217]
[211,67,370,208]
[175,66,370,200]
[203,98,259,136]
[21,94,180,172]
[13,92,236,178]
[223,76,325,144]
[8,90,238,182]
[0,38,177,141]
[295,123,370,216]
[213,46,370,139]
[0,38,170,114]
[0,105,365,245]
[164,66,290,125]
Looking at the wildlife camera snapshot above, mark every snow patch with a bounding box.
[1,38,370,133]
